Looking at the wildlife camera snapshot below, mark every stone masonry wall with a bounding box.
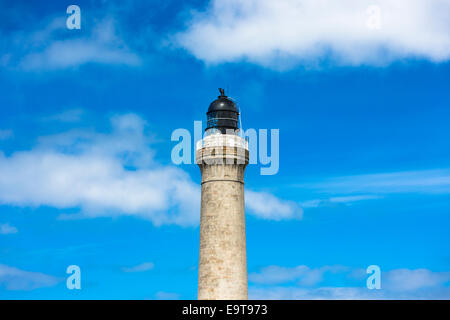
[197,163,248,300]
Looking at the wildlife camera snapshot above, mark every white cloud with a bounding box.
[0,114,199,226]
[0,264,61,290]
[122,262,155,273]
[13,18,140,70]
[0,223,18,235]
[246,190,303,220]
[0,113,297,225]
[174,0,450,69]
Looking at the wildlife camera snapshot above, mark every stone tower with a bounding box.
[196,89,249,300]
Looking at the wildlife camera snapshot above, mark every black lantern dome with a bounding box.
[206,88,239,134]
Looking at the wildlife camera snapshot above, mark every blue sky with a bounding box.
[0,0,449,299]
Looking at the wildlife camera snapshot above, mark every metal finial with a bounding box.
[219,88,225,97]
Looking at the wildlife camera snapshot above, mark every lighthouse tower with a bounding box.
[196,89,249,300]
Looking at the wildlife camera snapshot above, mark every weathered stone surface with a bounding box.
[197,144,248,300]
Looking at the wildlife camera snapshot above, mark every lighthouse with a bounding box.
[196,89,249,300]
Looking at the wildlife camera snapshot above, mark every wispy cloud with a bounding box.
[301,195,381,208]
[300,169,450,195]
[4,16,140,71]
[0,223,18,235]
[174,0,450,69]
[249,265,348,286]
[0,130,13,140]
[24,18,140,70]
[0,264,61,290]
[249,265,450,299]
[250,286,386,300]
[122,262,155,273]
[41,109,84,123]
[246,190,303,220]
[384,269,450,292]
[155,291,180,300]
